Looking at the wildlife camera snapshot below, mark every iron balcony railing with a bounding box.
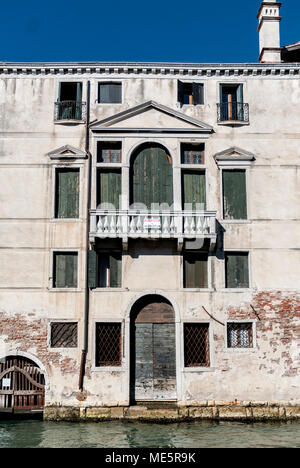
[89,209,217,242]
[54,100,86,121]
[217,102,249,123]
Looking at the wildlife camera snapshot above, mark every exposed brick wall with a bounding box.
[0,311,79,377]
[227,291,300,379]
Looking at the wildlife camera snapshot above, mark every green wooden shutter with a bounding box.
[132,145,173,209]
[178,80,184,104]
[193,83,204,105]
[184,254,208,288]
[88,250,98,289]
[54,253,78,288]
[223,170,247,220]
[55,169,79,219]
[182,171,206,210]
[110,252,122,288]
[98,170,121,209]
[225,253,249,288]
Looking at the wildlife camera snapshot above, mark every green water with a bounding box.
[0,420,299,448]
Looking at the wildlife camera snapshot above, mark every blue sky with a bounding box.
[0,0,299,63]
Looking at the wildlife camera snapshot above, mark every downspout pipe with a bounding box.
[79,80,91,391]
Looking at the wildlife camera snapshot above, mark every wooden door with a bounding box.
[0,356,45,412]
[131,297,176,401]
[131,144,173,208]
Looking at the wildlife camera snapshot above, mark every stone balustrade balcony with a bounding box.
[90,209,217,249]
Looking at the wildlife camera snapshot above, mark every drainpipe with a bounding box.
[79,80,91,391]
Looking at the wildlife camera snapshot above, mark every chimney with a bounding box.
[257,1,282,63]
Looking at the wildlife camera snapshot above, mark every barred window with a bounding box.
[184,323,210,367]
[50,322,78,348]
[95,323,122,367]
[227,322,253,348]
[181,143,205,165]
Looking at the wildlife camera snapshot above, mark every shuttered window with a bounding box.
[222,170,247,220]
[182,171,206,210]
[184,323,210,367]
[178,81,204,105]
[53,252,78,288]
[88,250,122,288]
[183,253,208,288]
[97,142,122,163]
[98,83,122,104]
[225,252,249,289]
[227,323,253,348]
[95,323,122,367]
[50,322,78,348]
[181,143,205,165]
[55,169,79,219]
[97,169,121,209]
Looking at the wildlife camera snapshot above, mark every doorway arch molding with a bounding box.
[124,291,181,324]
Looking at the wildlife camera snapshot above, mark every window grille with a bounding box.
[50,322,78,348]
[181,143,205,164]
[95,323,122,367]
[184,323,210,367]
[227,322,253,348]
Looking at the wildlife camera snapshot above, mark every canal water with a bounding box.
[0,419,299,448]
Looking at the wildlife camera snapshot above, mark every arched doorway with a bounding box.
[130,143,173,208]
[130,295,176,402]
[0,356,45,413]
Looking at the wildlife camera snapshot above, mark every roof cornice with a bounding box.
[0,62,299,77]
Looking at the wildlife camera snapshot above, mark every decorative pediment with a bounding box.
[46,145,87,160]
[90,101,213,134]
[214,147,255,167]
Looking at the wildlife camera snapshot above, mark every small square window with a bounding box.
[181,143,205,165]
[178,81,204,105]
[97,142,122,163]
[184,323,210,367]
[98,83,122,104]
[95,323,122,367]
[227,322,253,348]
[50,322,78,348]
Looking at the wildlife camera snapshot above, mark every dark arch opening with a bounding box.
[130,143,173,209]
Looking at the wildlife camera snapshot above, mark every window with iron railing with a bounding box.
[54,82,86,121]
[50,322,78,348]
[217,84,249,123]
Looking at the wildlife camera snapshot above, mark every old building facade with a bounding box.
[0,1,300,420]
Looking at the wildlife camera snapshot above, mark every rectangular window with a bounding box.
[219,84,244,122]
[53,252,78,288]
[182,170,206,210]
[98,82,122,104]
[181,143,205,165]
[97,169,121,209]
[50,322,78,348]
[222,170,247,220]
[55,168,79,219]
[183,253,208,288]
[95,323,122,367]
[98,252,122,288]
[225,252,249,289]
[184,323,210,367]
[178,81,204,105]
[97,142,122,163]
[57,82,83,120]
[227,322,253,348]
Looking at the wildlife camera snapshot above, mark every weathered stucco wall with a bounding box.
[0,65,299,411]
